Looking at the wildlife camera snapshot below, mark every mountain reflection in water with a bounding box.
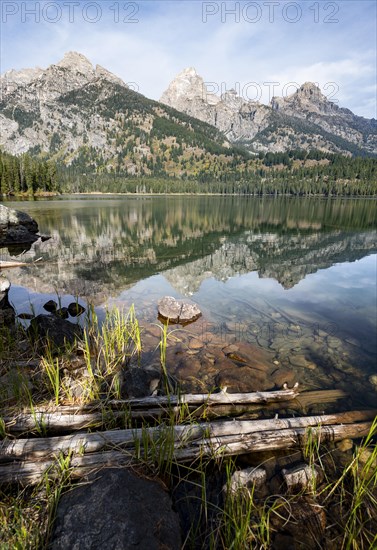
[3,195,376,407]
[3,195,376,295]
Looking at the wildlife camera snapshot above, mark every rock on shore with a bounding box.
[51,468,181,550]
[0,277,15,325]
[0,204,39,246]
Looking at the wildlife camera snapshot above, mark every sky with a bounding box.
[0,0,376,118]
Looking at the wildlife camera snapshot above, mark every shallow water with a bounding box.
[2,195,376,406]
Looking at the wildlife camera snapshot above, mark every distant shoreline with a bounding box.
[2,191,377,200]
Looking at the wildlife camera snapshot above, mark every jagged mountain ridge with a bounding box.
[0,52,249,178]
[161,67,377,156]
[1,51,376,177]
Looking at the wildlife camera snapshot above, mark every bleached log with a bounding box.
[0,260,27,269]
[2,388,301,434]
[125,387,301,407]
[171,421,374,461]
[0,387,352,436]
[2,410,375,460]
[2,388,346,419]
[3,412,113,434]
[0,420,374,486]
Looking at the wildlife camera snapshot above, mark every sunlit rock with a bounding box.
[158,296,201,324]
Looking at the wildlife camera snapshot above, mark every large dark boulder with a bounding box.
[50,468,182,550]
[27,314,83,352]
[0,204,39,245]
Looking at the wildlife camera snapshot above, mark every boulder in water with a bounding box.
[0,204,39,246]
[158,296,201,324]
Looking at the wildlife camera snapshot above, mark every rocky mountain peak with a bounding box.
[181,67,198,77]
[0,67,44,97]
[271,81,336,116]
[56,51,95,75]
[161,67,205,99]
[161,66,376,155]
[299,81,322,93]
[296,81,327,102]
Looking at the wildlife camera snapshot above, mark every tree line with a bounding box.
[1,148,376,197]
[0,150,59,195]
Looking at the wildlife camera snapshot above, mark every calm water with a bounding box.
[2,195,377,406]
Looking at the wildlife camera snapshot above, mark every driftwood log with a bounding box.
[1,409,375,485]
[2,387,350,435]
[0,260,28,269]
[2,387,301,434]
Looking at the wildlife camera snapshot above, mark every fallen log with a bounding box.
[1,409,375,461]
[0,260,27,269]
[0,419,374,486]
[2,387,302,434]
[174,421,374,461]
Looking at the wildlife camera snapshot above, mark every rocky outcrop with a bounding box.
[0,204,39,246]
[161,70,377,155]
[51,468,182,550]
[0,52,129,157]
[161,67,271,143]
[270,82,377,150]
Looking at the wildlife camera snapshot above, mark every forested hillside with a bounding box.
[0,150,59,195]
[59,150,377,196]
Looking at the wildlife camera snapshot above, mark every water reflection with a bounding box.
[2,195,377,406]
[2,196,376,298]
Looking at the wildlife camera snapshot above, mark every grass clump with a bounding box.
[0,452,73,550]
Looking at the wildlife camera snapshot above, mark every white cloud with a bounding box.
[1,0,376,117]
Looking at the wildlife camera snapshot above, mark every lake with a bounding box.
[2,195,377,408]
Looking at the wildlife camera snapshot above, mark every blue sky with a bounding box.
[1,0,376,117]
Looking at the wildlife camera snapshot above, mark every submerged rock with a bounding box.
[28,314,83,352]
[216,364,272,393]
[51,468,181,550]
[0,204,39,246]
[158,296,201,324]
[122,365,161,398]
[68,302,86,317]
[222,342,274,369]
[43,300,58,313]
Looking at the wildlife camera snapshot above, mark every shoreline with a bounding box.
[2,191,377,199]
